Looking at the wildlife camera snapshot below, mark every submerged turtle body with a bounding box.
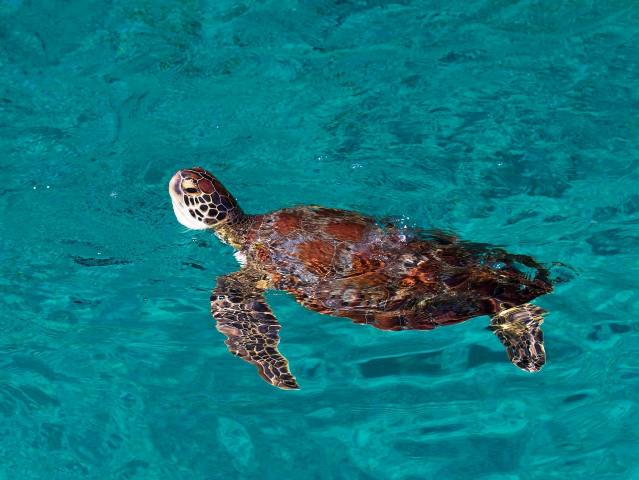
[169,167,553,390]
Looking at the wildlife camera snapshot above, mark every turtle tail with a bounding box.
[489,303,546,372]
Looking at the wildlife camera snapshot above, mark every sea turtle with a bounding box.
[169,167,553,390]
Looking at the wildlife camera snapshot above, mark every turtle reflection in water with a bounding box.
[169,167,552,390]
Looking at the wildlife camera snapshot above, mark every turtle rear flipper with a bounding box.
[211,270,299,390]
[490,303,546,372]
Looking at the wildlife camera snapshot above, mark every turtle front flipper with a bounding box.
[211,270,299,390]
[489,303,546,372]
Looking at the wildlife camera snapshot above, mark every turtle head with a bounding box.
[169,167,243,230]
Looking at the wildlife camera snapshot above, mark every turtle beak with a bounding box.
[169,171,182,197]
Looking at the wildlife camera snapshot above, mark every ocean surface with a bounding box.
[1,1,638,478]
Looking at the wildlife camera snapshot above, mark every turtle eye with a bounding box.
[181,178,199,195]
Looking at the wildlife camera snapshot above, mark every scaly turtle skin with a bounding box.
[169,167,553,390]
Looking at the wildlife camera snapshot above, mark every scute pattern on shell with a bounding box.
[241,206,553,331]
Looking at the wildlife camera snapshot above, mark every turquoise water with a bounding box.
[1,0,639,478]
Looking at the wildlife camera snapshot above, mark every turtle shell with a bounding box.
[242,206,552,331]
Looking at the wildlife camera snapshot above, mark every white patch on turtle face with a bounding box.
[169,173,208,230]
[233,251,247,266]
[171,199,208,230]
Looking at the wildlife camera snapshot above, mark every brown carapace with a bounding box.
[169,167,553,390]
